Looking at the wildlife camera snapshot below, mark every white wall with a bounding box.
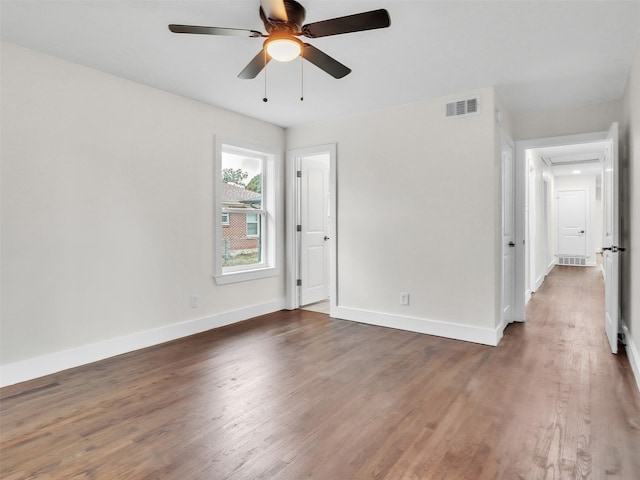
[527,152,555,293]
[495,94,515,138]
[0,43,286,381]
[594,183,604,253]
[287,88,504,345]
[553,175,600,266]
[621,34,640,389]
[514,100,623,140]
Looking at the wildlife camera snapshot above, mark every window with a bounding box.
[246,213,260,237]
[214,140,278,284]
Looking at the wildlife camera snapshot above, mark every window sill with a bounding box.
[214,266,280,285]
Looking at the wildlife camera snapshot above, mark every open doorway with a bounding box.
[285,144,336,315]
[525,139,606,298]
[515,131,608,317]
[515,124,621,354]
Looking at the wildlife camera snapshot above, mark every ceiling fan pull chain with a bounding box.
[263,49,268,102]
[300,54,304,101]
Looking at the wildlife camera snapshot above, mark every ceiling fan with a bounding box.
[168,0,391,80]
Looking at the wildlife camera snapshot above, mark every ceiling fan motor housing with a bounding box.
[260,0,307,34]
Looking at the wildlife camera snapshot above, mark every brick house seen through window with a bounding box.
[221,182,262,266]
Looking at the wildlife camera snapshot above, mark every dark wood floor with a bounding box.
[2,266,639,479]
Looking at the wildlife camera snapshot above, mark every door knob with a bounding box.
[508,241,516,247]
[324,236,330,241]
[579,230,585,234]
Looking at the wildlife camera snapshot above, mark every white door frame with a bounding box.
[515,131,608,321]
[285,144,337,312]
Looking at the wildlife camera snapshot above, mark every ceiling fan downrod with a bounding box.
[263,49,269,102]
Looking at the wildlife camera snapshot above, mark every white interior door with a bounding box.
[299,154,330,306]
[502,136,515,325]
[603,122,620,354]
[557,190,587,256]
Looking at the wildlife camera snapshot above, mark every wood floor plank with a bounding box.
[1,265,639,479]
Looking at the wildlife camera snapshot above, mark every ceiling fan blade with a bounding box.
[302,9,390,38]
[302,44,351,79]
[260,0,288,22]
[238,49,272,79]
[169,24,263,38]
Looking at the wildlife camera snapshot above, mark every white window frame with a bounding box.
[214,139,278,285]
[221,212,229,225]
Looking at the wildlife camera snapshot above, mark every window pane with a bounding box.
[221,152,262,210]
[221,212,262,267]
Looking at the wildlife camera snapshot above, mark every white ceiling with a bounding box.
[2,1,640,127]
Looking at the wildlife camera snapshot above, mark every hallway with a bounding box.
[505,264,640,478]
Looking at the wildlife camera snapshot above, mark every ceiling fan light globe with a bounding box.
[266,38,301,62]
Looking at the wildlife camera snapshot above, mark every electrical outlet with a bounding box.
[400,292,410,306]
[190,294,199,308]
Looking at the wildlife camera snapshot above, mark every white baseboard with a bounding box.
[0,299,286,388]
[528,261,556,298]
[534,274,545,293]
[621,321,640,393]
[332,306,502,347]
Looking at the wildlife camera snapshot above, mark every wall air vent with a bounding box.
[446,98,479,117]
[558,256,587,267]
